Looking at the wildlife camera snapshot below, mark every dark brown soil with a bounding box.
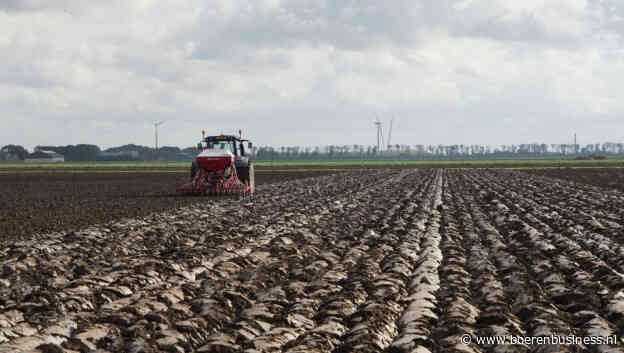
[0,169,337,244]
[524,167,624,192]
[2,169,624,351]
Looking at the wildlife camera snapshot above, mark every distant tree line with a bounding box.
[2,142,624,162]
[0,145,29,160]
[0,144,198,162]
[251,142,624,161]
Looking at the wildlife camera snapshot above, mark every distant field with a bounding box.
[255,159,624,167]
[1,159,624,169]
[0,162,190,168]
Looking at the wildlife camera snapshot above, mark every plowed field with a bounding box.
[1,169,624,352]
[0,170,334,244]
[526,167,624,192]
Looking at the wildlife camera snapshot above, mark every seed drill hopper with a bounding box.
[177,132,254,196]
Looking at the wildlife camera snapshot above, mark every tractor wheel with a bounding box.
[238,163,255,191]
[190,161,198,180]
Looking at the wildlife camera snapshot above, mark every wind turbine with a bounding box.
[374,115,384,153]
[153,121,165,154]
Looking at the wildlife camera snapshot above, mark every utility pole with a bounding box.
[153,121,165,159]
[574,133,577,155]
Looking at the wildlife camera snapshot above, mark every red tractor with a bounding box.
[177,134,254,195]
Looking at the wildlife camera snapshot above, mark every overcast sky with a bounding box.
[1,0,623,150]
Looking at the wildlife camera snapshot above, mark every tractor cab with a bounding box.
[198,135,252,157]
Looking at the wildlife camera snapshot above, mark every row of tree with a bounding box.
[253,142,624,160]
[2,142,624,162]
[0,144,196,162]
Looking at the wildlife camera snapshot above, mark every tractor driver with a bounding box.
[210,141,237,154]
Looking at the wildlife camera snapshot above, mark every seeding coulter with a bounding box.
[177,132,254,196]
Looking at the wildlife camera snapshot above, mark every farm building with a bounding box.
[24,150,65,163]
